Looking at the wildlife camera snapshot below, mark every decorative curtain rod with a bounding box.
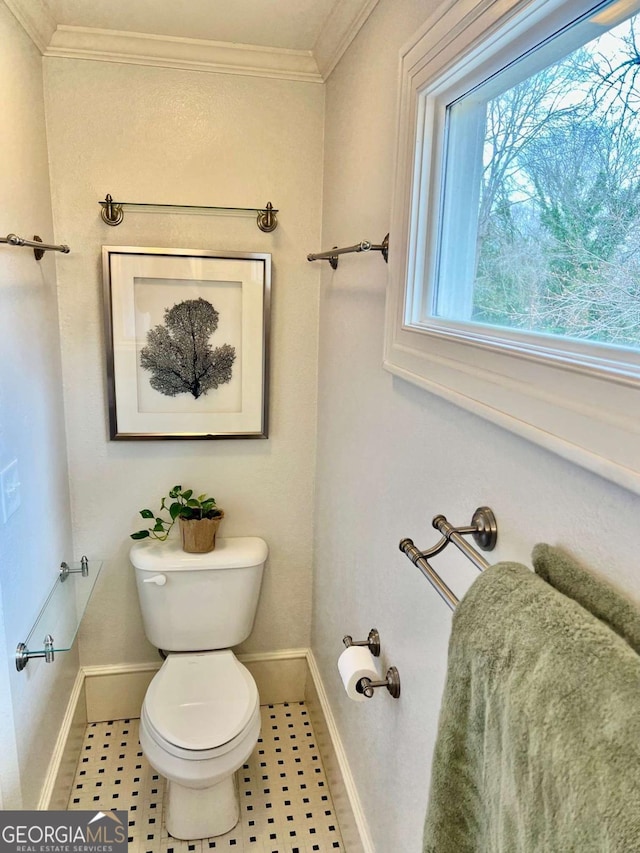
[307,233,389,269]
[0,233,70,261]
[399,507,498,610]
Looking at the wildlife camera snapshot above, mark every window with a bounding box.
[385,0,640,494]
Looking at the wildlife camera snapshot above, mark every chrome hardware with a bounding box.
[16,557,102,672]
[142,574,167,586]
[257,202,278,232]
[99,194,279,231]
[400,538,459,609]
[343,628,381,657]
[380,233,389,263]
[44,634,55,663]
[358,666,401,700]
[60,555,90,582]
[32,235,44,261]
[15,643,28,671]
[400,507,498,610]
[1,233,70,260]
[100,193,124,226]
[16,634,55,672]
[469,506,498,551]
[307,233,389,269]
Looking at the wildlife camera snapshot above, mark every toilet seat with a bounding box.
[143,651,259,759]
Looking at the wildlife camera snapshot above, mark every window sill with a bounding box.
[383,321,640,496]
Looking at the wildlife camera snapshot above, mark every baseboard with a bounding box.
[83,649,309,723]
[37,669,87,810]
[239,648,308,706]
[83,662,162,723]
[305,650,374,853]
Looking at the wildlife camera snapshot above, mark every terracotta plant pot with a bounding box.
[178,512,224,553]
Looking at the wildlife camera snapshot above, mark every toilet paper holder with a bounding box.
[342,627,381,657]
[342,628,401,699]
[359,667,401,699]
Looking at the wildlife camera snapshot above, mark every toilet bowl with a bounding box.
[139,650,261,840]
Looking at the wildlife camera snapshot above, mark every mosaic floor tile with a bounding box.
[67,703,344,853]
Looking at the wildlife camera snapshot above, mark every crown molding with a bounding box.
[2,0,56,53]
[44,26,323,83]
[314,0,379,80]
[4,0,377,83]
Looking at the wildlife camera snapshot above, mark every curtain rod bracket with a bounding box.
[1,233,70,260]
[308,233,389,268]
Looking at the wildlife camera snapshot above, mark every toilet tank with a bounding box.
[130,536,268,651]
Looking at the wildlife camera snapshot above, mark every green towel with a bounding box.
[423,562,640,853]
[533,543,640,655]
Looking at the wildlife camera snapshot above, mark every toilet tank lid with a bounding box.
[130,536,268,572]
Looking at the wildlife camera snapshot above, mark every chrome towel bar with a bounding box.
[1,233,70,261]
[400,507,498,610]
[307,233,388,269]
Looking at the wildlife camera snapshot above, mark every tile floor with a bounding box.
[67,702,344,853]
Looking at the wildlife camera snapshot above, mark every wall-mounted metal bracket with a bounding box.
[32,235,44,261]
[1,233,70,260]
[60,556,89,581]
[430,506,498,558]
[343,627,381,657]
[307,233,389,269]
[400,507,498,610]
[358,666,401,699]
[256,202,278,232]
[16,634,54,672]
[100,194,124,226]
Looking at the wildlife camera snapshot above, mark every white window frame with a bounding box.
[384,0,640,495]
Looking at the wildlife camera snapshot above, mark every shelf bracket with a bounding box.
[60,556,89,581]
[100,194,124,226]
[16,635,54,672]
[257,202,277,233]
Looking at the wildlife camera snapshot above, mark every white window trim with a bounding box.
[384,0,640,496]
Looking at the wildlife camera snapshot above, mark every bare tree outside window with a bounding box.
[443,11,640,349]
[140,297,236,399]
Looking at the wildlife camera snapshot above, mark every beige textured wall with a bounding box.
[312,1,640,850]
[0,3,76,808]
[43,58,324,665]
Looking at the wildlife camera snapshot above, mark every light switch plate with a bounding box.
[1,460,20,523]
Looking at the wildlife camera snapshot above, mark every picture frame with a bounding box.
[102,246,270,440]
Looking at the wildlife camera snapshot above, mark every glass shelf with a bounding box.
[16,558,103,671]
[99,195,278,232]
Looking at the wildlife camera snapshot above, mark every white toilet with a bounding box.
[130,535,268,840]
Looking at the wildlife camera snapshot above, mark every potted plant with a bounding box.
[131,485,224,554]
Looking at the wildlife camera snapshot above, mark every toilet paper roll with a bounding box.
[337,645,380,702]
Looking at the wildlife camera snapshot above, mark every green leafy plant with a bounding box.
[131,485,223,541]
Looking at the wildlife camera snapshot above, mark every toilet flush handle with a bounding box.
[142,574,167,586]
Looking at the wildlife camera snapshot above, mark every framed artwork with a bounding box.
[102,246,270,439]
